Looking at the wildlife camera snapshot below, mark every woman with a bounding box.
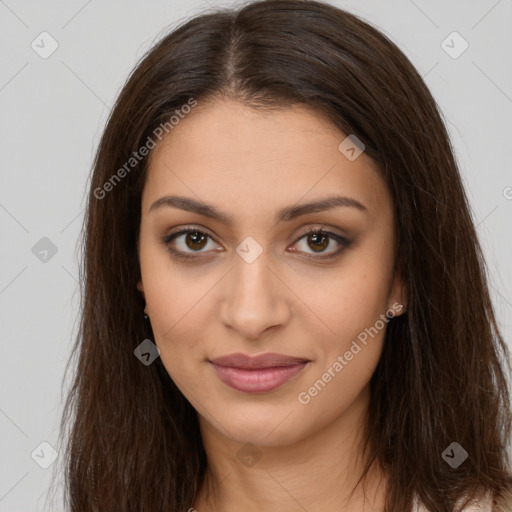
[55,0,512,510]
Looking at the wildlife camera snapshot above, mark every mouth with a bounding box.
[208,352,310,393]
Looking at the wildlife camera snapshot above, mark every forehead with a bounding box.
[143,99,392,223]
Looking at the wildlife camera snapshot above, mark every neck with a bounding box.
[193,384,387,512]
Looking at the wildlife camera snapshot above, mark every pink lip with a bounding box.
[209,352,310,393]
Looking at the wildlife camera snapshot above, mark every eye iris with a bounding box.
[308,232,329,252]
[186,231,207,251]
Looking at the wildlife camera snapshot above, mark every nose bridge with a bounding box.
[220,237,291,338]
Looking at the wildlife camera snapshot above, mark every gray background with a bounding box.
[1,0,511,510]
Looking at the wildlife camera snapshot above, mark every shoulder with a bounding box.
[414,492,493,512]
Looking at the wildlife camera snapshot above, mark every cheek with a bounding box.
[293,238,393,407]
[140,235,209,333]
[304,241,394,346]
[138,238,201,369]
[295,264,391,421]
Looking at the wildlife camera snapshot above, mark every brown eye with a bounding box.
[184,231,208,251]
[291,228,351,259]
[307,232,330,252]
[162,226,350,262]
[162,228,218,260]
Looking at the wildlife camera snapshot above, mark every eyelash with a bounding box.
[161,225,351,262]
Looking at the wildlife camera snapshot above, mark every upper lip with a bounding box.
[209,352,309,369]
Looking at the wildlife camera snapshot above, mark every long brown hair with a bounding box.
[52,1,512,510]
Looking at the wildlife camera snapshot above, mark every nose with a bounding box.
[219,248,292,340]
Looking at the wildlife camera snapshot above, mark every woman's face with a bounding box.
[137,98,406,447]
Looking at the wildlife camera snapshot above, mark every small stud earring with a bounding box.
[386,304,406,318]
[144,307,149,320]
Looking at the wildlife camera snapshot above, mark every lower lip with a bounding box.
[210,362,309,393]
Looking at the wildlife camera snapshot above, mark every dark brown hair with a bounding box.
[51,0,512,510]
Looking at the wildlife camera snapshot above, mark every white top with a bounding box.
[414,492,493,511]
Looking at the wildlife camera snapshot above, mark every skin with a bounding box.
[136,98,407,512]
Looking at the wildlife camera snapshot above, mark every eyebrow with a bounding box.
[148,194,368,225]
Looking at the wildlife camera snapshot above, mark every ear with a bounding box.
[388,266,407,317]
[136,280,145,301]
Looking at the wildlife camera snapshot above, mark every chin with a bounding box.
[211,404,308,448]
